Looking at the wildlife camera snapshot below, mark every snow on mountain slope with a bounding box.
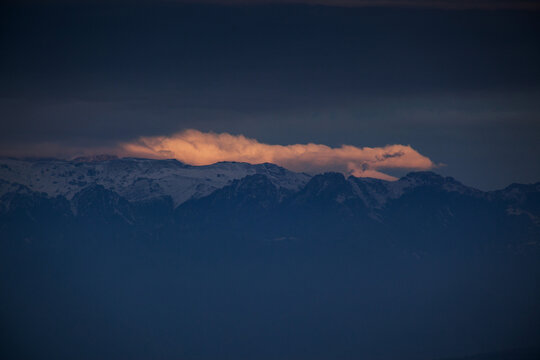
[348,171,483,208]
[0,157,311,206]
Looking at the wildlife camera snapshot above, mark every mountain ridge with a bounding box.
[0,157,310,206]
[1,157,540,360]
[1,158,538,255]
[1,156,537,209]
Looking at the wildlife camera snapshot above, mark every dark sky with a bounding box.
[1,0,539,189]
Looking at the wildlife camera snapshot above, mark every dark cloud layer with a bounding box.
[9,0,540,10]
[175,0,540,10]
[1,1,539,189]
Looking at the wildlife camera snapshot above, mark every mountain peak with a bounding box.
[297,172,355,202]
[401,171,465,187]
[0,157,310,206]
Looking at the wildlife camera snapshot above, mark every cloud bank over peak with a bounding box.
[120,129,435,180]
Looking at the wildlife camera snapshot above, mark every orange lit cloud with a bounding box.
[120,129,435,180]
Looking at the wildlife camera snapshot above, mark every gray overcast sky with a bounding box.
[1,1,539,189]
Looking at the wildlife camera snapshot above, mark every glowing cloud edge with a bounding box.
[119,129,436,181]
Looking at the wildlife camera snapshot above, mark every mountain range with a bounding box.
[1,156,538,254]
[1,156,539,360]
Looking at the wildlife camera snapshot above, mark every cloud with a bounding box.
[120,129,435,180]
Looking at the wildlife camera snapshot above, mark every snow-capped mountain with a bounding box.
[0,156,311,206]
[348,171,484,209]
[2,157,539,360]
[1,157,538,222]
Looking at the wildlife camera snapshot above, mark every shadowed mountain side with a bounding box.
[1,168,539,253]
